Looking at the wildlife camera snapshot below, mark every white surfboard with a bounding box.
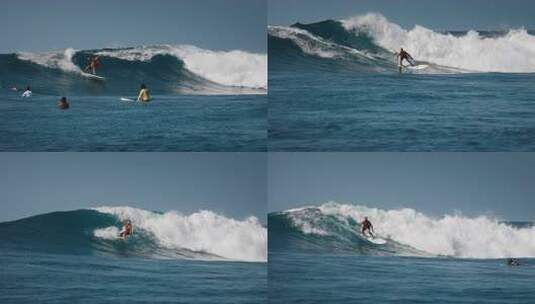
[366,236,387,245]
[82,72,105,81]
[407,64,429,70]
[120,97,135,102]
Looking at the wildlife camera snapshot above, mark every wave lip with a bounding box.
[271,202,535,259]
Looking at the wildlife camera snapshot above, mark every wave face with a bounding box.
[0,45,266,96]
[269,202,535,259]
[269,13,535,73]
[0,207,267,262]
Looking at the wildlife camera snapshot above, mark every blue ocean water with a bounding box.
[0,93,266,151]
[0,208,267,303]
[0,45,267,151]
[269,253,535,304]
[268,17,535,151]
[1,252,266,304]
[268,204,535,303]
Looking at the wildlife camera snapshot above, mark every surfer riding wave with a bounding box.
[360,216,375,238]
[119,219,133,239]
[395,48,415,72]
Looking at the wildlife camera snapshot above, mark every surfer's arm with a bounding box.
[137,91,143,101]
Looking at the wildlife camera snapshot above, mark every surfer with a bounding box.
[57,96,69,109]
[395,48,415,73]
[137,84,151,102]
[361,217,375,238]
[119,220,133,239]
[21,86,32,97]
[84,55,101,75]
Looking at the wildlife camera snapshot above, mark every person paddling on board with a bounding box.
[395,48,415,73]
[119,220,133,239]
[137,83,151,102]
[84,55,101,75]
[361,216,375,238]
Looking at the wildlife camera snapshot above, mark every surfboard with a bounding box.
[81,72,105,81]
[120,97,135,102]
[407,64,429,70]
[366,236,387,245]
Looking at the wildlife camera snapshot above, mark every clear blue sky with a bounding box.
[268,153,535,221]
[269,0,535,30]
[0,153,266,223]
[1,0,266,54]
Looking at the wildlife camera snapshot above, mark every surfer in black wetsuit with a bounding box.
[361,217,375,238]
[395,48,415,73]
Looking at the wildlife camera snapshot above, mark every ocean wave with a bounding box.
[270,202,535,259]
[269,13,535,74]
[2,44,266,95]
[0,207,266,262]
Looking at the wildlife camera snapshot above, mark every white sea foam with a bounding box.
[18,48,83,74]
[342,13,535,73]
[285,202,535,259]
[93,206,267,262]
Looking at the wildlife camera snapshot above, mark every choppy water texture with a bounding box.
[268,14,535,151]
[269,253,535,304]
[0,45,267,151]
[0,207,267,303]
[269,203,535,303]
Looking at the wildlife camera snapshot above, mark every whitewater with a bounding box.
[93,206,267,262]
[274,202,535,259]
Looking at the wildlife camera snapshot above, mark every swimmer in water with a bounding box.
[57,96,69,109]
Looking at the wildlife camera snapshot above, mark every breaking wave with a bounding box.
[269,202,535,259]
[0,206,267,262]
[1,44,266,96]
[269,13,535,74]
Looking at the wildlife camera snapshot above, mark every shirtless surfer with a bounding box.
[137,84,151,102]
[119,220,133,239]
[395,48,415,73]
[84,55,101,75]
[361,217,375,238]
